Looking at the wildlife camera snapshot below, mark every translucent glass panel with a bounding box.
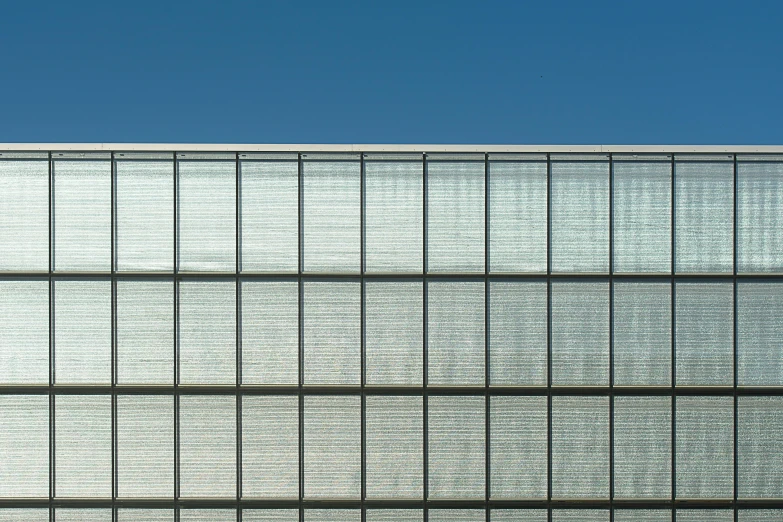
[552,511,609,522]
[550,159,609,273]
[115,159,173,271]
[365,159,423,272]
[116,395,174,497]
[305,511,361,522]
[179,395,236,498]
[551,281,609,385]
[490,396,547,499]
[240,160,299,272]
[491,510,547,521]
[551,396,609,498]
[675,282,733,385]
[738,160,783,272]
[428,396,485,499]
[303,281,360,385]
[0,396,49,497]
[613,160,672,273]
[365,396,423,498]
[614,511,670,522]
[54,279,111,384]
[116,280,173,384]
[241,280,298,384]
[739,511,783,521]
[613,397,671,498]
[53,159,111,271]
[738,397,783,498]
[427,281,485,385]
[243,511,299,522]
[55,395,111,497]
[674,160,733,273]
[55,510,112,521]
[303,396,361,499]
[302,159,361,272]
[0,159,49,270]
[0,510,49,522]
[426,159,485,272]
[117,510,173,521]
[0,280,49,384]
[738,281,783,385]
[488,160,547,272]
[676,511,733,522]
[676,396,733,498]
[366,510,423,522]
[180,510,235,521]
[177,160,235,272]
[178,279,236,384]
[429,510,485,522]
[489,281,547,386]
[365,281,423,385]
[242,396,299,498]
[612,282,671,386]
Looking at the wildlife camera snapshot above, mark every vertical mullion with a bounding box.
[360,153,366,522]
[671,154,677,522]
[484,153,491,522]
[608,153,614,522]
[422,152,429,522]
[546,153,552,522]
[236,152,242,521]
[111,152,118,522]
[173,153,180,522]
[733,153,739,522]
[48,151,54,522]
[298,153,305,522]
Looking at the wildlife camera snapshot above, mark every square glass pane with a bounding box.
[177,160,236,272]
[737,160,783,272]
[55,510,112,521]
[612,282,671,386]
[0,510,49,522]
[488,159,547,273]
[551,281,609,386]
[180,510,235,521]
[552,511,609,522]
[427,281,485,385]
[612,160,672,273]
[428,396,485,499]
[240,160,299,272]
[243,511,299,522]
[54,279,111,384]
[242,396,299,498]
[0,159,49,270]
[178,280,236,384]
[551,396,609,498]
[53,159,111,271]
[490,396,547,499]
[676,511,733,522]
[428,510,485,522]
[675,396,733,498]
[304,511,360,522]
[0,280,48,384]
[0,396,48,497]
[303,396,361,499]
[55,395,111,497]
[365,281,423,385]
[491,510,548,521]
[426,159,485,272]
[117,510,173,521]
[241,280,299,385]
[303,281,360,385]
[366,396,423,499]
[738,397,783,498]
[179,396,236,498]
[115,159,173,271]
[737,281,783,385]
[739,511,783,521]
[614,511,670,522]
[366,510,423,522]
[365,159,423,272]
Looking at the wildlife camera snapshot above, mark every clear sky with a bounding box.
[0,1,780,144]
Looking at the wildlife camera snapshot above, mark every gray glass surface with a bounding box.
[0,395,49,498]
[737,160,783,272]
[737,281,783,385]
[738,397,783,498]
[0,280,49,384]
[0,159,49,271]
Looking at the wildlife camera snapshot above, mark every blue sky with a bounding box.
[0,1,780,144]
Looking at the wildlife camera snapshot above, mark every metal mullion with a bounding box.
[298,153,305,522]
[236,152,242,521]
[733,153,739,522]
[48,150,54,522]
[173,152,180,522]
[546,153,552,522]
[671,153,677,522]
[111,152,118,522]
[423,152,429,522]
[609,153,614,521]
[484,152,490,522]
[360,152,367,522]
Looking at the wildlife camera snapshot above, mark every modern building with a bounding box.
[1,144,782,521]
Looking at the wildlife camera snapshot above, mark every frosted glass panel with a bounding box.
[426,160,485,272]
[490,396,547,499]
[427,281,485,385]
[489,281,547,386]
[178,280,236,384]
[305,511,360,522]
[674,161,733,273]
[55,395,111,497]
[365,281,423,385]
[614,511,670,522]
[489,160,547,272]
[302,160,361,272]
[54,279,111,384]
[243,511,299,522]
[303,281,360,385]
[428,396,485,499]
[551,397,609,498]
[240,160,299,272]
[612,282,671,386]
[613,160,672,273]
[365,160,423,272]
[551,281,609,385]
[0,396,48,498]
[366,510,423,522]
[55,510,112,521]
[0,159,48,270]
[115,160,173,271]
[676,397,733,498]
[241,281,298,384]
[0,510,49,522]
[552,510,609,521]
[739,511,783,521]
[180,510,235,521]
[429,510,485,522]
[738,161,783,272]
[491,510,548,521]
[177,160,236,272]
[737,282,783,385]
[550,160,609,273]
[0,280,49,384]
[304,396,361,499]
[675,282,733,385]
[738,397,783,498]
[117,510,173,521]
[53,160,111,271]
[676,511,733,522]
